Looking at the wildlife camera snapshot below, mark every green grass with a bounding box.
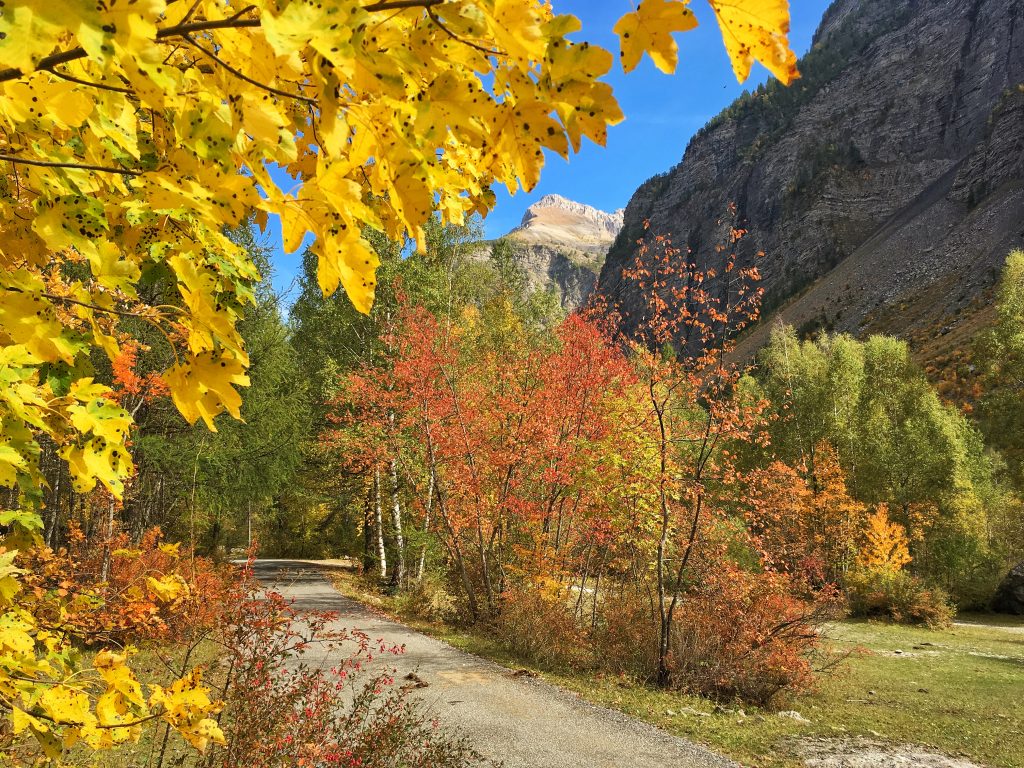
[332,573,1024,768]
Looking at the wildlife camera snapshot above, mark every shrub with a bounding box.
[590,587,660,681]
[493,584,586,668]
[589,567,839,706]
[845,568,954,628]
[395,572,459,623]
[19,523,232,647]
[665,567,840,707]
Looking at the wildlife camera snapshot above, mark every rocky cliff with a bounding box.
[597,0,1024,358]
[496,194,624,310]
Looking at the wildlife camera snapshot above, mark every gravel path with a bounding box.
[253,559,738,768]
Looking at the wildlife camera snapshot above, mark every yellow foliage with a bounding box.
[145,574,189,603]
[614,0,699,74]
[858,504,913,573]
[0,0,798,502]
[708,0,801,85]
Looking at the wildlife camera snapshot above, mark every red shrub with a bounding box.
[666,566,840,706]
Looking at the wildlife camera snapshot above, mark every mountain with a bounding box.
[596,0,1024,361]
[496,194,624,310]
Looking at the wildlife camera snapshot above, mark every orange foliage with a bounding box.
[667,565,840,705]
[807,443,871,579]
[857,504,912,573]
[20,523,232,647]
[744,444,870,584]
[111,341,169,408]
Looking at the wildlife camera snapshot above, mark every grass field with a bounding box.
[333,574,1024,768]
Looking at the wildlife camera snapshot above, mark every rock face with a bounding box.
[498,194,624,310]
[597,0,1024,354]
[993,561,1024,614]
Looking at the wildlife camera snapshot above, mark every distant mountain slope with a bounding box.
[596,0,1024,357]
[493,194,624,310]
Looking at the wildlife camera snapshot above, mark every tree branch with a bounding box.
[183,35,316,106]
[0,1,446,83]
[0,154,141,176]
[45,67,134,95]
[426,7,500,56]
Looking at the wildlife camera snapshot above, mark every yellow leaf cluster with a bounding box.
[0,0,797,503]
[614,0,800,84]
[1,599,225,762]
[857,504,913,573]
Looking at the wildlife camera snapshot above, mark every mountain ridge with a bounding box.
[487,194,624,310]
[595,0,1024,358]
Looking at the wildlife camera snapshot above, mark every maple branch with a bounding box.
[175,0,203,23]
[1,286,183,320]
[0,1,446,82]
[45,67,134,95]
[365,0,445,10]
[0,694,166,731]
[183,35,317,106]
[0,154,141,176]
[426,7,500,56]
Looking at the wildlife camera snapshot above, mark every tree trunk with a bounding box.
[388,458,405,589]
[417,468,434,581]
[373,468,387,580]
[100,497,115,582]
[362,486,374,573]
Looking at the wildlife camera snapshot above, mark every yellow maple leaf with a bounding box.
[39,685,93,726]
[94,650,146,708]
[0,1,95,74]
[158,542,181,558]
[145,574,189,603]
[149,668,225,752]
[0,445,27,489]
[164,351,249,431]
[614,0,699,74]
[314,232,379,314]
[0,272,82,364]
[489,96,569,193]
[0,612,35,656]
[708,0,800,84]
[61,380,133,495]
[0,549,25,606]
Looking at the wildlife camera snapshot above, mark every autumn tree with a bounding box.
[749,324,1010,601]
[606,213,768,686]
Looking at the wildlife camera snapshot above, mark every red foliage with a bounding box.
[666,564,840,705]
[325,302,639,619]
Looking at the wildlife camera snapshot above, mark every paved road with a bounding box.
[252,560,738,768]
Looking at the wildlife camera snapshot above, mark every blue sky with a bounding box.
[267,0,834,297]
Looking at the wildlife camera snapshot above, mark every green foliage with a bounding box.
[978,251,1024,489]
[750,325,1016,604]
